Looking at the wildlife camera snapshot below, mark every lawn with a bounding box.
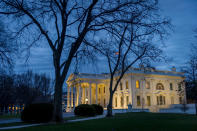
[0,114,20,119]
[5,112,197,131]
[0,122,29,128]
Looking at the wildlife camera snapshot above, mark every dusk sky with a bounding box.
[14,0,197,80]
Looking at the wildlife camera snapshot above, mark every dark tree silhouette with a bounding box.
[0,0,167,121]
[0,20,16,69]
[88,1,171,116]
[182,28,197,115]
[0,70,52,109]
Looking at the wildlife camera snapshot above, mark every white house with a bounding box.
[66,67,186,112]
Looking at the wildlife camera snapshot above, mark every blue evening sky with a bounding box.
[14,0,197,80]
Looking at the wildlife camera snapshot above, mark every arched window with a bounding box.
[156,83,164,90]
[136,80,140,88]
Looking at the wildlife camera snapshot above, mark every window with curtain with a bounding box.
[136,80,140,89]
[126,81,129,89]
[147,96,151,106]
[157,95,165,105]
[170,83,173,90]
[137,96,141,106]
[146,81,150,89]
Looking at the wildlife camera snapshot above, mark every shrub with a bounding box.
[91,104,103,115]
[74,104,96,116]
[21,103,54,123]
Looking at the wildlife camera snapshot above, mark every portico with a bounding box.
[66,78,108,111]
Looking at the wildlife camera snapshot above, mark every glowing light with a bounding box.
[85,98,88,102]
[115,52,119,55]
[136,80,140,88]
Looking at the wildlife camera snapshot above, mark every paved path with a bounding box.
[0,124,42,130]
[67,114,105,123]
[0,113,105,130]
[0,119,21,124]
[0,112,75,124]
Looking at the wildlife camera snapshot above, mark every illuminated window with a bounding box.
[156,83,164,90]
[115,97,117,107]
[126,81,129,89]
[99,88,101,94]
[171,96,174,104]
[98,98,100,105]
[126,96,129,106]
[136,80,140,89]
[170,83,173,90]
[157,95,165,105]
[121,96,124,107]
[86,89,88,97]
[147,96,151,106]
[120,82,123,90]
[178,83,182,91]
[137,96,141,106]
[146,81,150,89]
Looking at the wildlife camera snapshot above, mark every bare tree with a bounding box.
[87,1,170,116]
[0,20,16,69]
[182,28,197,115]
[0,0,161,121]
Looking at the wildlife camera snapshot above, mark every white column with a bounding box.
[82,87,85,104]
[71,87,73,108]
[67,87,70,108]
[131,77,136,108]
[88,83,92,104]
[74,87,77,107]
[78,85,81,105]
[129,78,132,105]
[96,84,98,104]
[85,87,87,104]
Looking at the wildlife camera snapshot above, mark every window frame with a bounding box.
[126,81,129,89]
[170,83,173,90]
[137,96,141,106]
[156,83,164,90]
[146,81,150,89]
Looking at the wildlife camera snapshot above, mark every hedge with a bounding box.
[21,103,54,123]
[74,104,104,116]
[91,104,103,115]
[74,104,96,116]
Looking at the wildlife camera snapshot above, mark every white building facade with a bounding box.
[66,67,186,112]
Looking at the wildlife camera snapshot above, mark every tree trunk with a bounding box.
[106,92,113,117]
[53,79,63,122]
